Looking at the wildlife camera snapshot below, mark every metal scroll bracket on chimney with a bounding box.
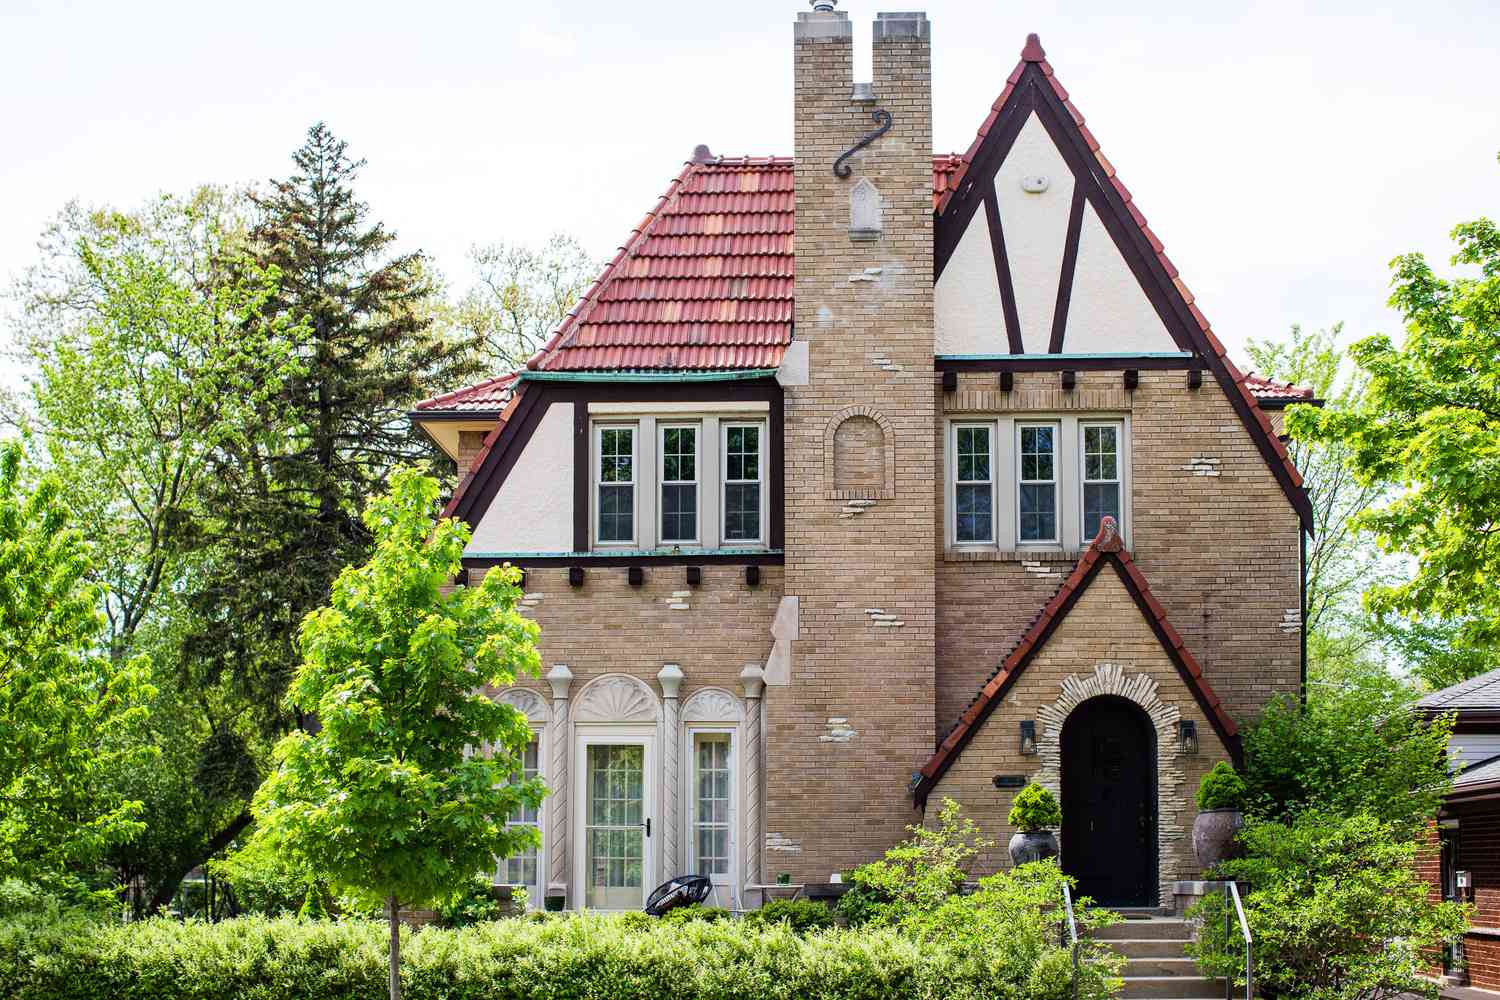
[833,109,893,179]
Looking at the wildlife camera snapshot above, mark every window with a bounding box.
[1081,422,1122,539]
[597,425,635,544]
[498,739,541,893]
[659,425,698,544]
[690,733,732,879]
[1017,423,1058,543]
[722,423,762,543]
[954,424,994,544]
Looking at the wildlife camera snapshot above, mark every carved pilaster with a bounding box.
[657,664,684,879]
[739,664,765,894]
[545,665,573,902]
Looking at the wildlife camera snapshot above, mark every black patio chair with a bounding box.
[644,874,712,916]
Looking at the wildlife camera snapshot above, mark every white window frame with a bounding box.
[951,422,996,546]
[683,725,738,890]
[658,422,700,546]
[495,729,546,907]
[1016,421,1061,546]
[1079,420,1125,541]
[594,422,638,548]
[720,421,766,547]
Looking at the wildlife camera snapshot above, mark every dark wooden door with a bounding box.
[1061,696,1156,907]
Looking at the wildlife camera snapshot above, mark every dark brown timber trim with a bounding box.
[935,355,1197,373]
[1048,185,1086,353]
[983,185,1025,354]
[406,409,505,422]
[572,401,589,551]
[934,89,1036,280]
[452,384,546,524]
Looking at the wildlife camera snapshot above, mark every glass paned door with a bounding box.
[583,743,650,909]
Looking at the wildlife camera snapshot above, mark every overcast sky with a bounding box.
[2,0,1496,376]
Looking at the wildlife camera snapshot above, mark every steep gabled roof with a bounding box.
[439,381,529,519]
[933,34,1312,532]
[1244,372,1316,407]
[1417,667,1500,715]
[912,516,1241,808]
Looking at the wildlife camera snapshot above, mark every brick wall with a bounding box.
[934,368,1302,738]
[928,567,1232,898]
[1446,803,1500,989]
[769,8,936,881]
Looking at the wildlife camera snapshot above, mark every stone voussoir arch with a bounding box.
[823,404,895,500]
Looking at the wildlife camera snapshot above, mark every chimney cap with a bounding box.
[691,143,714,164]
[809,0,837,11]
[1021,32,1046,62]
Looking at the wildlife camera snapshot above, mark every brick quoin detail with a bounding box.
[824,404,895,499]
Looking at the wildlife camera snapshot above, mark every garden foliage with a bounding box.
[1195,763,1246,811]
[1008,783,1063,832]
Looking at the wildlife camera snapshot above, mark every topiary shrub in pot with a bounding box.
[1193,761,1247,870]
[1007,783,1062,866]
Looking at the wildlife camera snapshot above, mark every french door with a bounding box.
[574,731,655,909]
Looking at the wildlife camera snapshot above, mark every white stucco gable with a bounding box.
[466,400,574,554]
[1063,202,1178,354]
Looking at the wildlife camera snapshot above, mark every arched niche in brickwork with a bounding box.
[824,405,895,500]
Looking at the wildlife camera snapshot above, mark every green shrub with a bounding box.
[1188,811,1470,1000]
[833,882,888,928]
[1007,783,1061,832]
[848,798,992,923]
[658,903,730,925]
[1195,762,1246,811]
[744,898,834,933]
[0,909,1095,1000]
[433,875,523,928]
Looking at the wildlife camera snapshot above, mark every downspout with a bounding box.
[1300,528,1308,706]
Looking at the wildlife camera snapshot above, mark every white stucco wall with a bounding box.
[1061,203,1177,354]
[935,204,1006,355]
[992,112,1074,352]
[466,401,574,554]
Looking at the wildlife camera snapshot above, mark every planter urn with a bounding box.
[1192,808,1244,869]
[1008,830,1059,866]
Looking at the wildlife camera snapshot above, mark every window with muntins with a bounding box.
[723,423,762,543]
[1081,422,1122,539]
[954,424,994,544]
[660,424,698,544]
[498,739,541,891]
[597,426,635,544]
[691,733,732,879]
[1018,423,1058,543]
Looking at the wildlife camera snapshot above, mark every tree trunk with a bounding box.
[387,894,401,1000]
[144,809,254,914]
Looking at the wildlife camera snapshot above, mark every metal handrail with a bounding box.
[1062,882,1079,1000]
[1224,881,1253,1000]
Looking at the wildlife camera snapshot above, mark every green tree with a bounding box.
[7,190,303,913]
[450,234,596,371]
[241,467,544,1000]
[182,124,480,744]
[0,440,154,891]
[1289,165,1500,687]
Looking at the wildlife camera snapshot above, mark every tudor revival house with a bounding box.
[411,5,1313,911]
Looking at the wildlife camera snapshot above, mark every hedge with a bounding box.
[0,909,1082,1000]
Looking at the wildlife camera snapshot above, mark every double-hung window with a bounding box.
[498,738,542,899]
[954,424,994,544]
[597,425,636,545]
[1081,422,1122,539]
[1017,423,1058,544]
[689,732,733,881]
[660,425,698,544]
[722,423,762,544]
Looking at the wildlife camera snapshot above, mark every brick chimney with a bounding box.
[767,4,935,880]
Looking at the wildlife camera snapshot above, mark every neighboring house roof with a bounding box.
[912,516,1241,807]
[1243,373,1316,408]
[1457,752,1500,789]
[1417,667,1500,714]
[439,381,529,518]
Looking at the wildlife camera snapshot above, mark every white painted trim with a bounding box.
[495,726,547,908]
[720,420,768,548]
[949,421,997,547]
[590,401,769,415]
[1078,419,1129,547]
[681,724,740,894]
[1016,420,1062,546]
[573,724,658,911]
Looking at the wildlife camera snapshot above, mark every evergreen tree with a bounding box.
[184,123,478,738]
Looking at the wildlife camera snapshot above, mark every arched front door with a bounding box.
[1060,695,1156,907]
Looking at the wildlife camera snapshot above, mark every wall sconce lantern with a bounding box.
[1019,720,1038,756]
[1178,719,1199,755]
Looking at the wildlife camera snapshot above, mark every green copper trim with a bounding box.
[516,369,778,383]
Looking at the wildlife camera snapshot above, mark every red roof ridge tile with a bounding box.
[913,516,1241,807]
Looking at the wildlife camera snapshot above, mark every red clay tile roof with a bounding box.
[439,382,528,519]
[415,372,517,413]
[1243,373,1315,404]
[912,516,1241,807]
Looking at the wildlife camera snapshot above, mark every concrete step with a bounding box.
[1119,975,1226,999]
[1122,957,1201,978]
[1107,938,1194,959]
[1092,918,1193,941]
